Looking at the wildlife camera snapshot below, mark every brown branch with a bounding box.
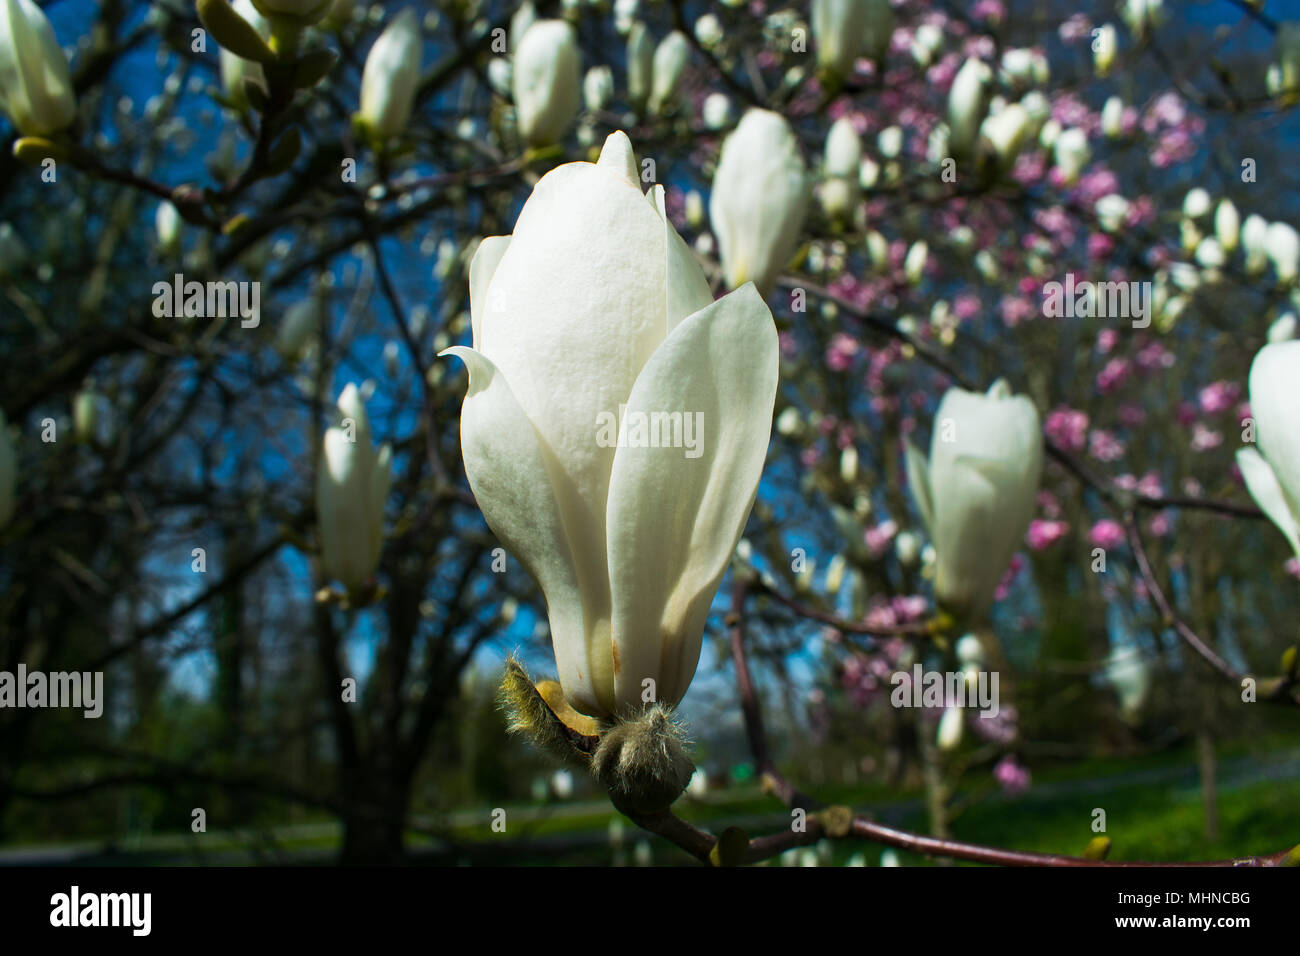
[715,580,1296,867]
[1123,511,1299,705]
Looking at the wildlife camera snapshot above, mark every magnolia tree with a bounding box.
[2,0,1300,866]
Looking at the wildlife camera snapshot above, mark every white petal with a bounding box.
[1237,447,1300,558]
[1250,341,1300,520]
[649,184,714,334]
[477,155,670,668]
[469,236,511,349]
[605,284,778,712]
[596,130,639,186]
[904,439,934,534]
[443,346,609,716]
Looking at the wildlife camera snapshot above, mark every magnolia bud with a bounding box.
[1052,127,1090,184]
[0,0,76,136]
[626,21,654,111]
[936,706,964,751]
[1215,199,1240,253]
[820,117,862,222]
[1266,221,1300,283]
[947,58,992,158]
[1093,23,1117,77]
[1101,95,1124,139]
[710,109,810,294]
[583,65,613,112]
[357,8,422,142]
[513,20,580,147]
[217,0,270,112]
[1243,213,1270,274]
[648,30,688,115]
[155,201,182,256]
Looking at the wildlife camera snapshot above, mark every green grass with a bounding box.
[5,744,1296,865]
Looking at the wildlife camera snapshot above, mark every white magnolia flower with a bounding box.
[904,239,928,285]
[510,1,537,51]
[955,633,985,667]
[1269,312,1297,343]
[1101,95,1124,138]
[277,296,319,359]
[1095,194,1130,233]
[0,0,77,136]
[1183,187,1212,219]
[1000,47,1047,87]
[316,383,391,591]
[694,13,722,49]
[895,529,921,568]
[155,201,181,256]
[583,65,613,112]
[626,21,654,111]
[710,109,810,295]
[905,380,1043,619]
[1237,341,1300,558]
[487,57,512,97]
[444,132,779,720]
[911,23,942,67]
[947,58,991,158]
[980,103,1031,170]
[1266,221,1300,282]
[937,706,964,751]
[648,30,688,115]
[701,90,732,130]
[819,117,862,221]
[1052,127,1090,184]
[1215,200,1240,253]
[357,8,421,140]
[1121,0,1165,38]
[219,0,270,111]
[811,0,894,77]
[1242,214,1270,274]
[513,19,580,147]
[1106,644,1149,722]
[1093,23,1117,77]
[1195,236,1225,271]
[877,125,902,159]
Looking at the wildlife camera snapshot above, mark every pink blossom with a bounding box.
[993,755,1031,795]
[1026,519,1069,551]
[1096,358,1131,394]
[1088,429,1125,462]
[1089,519,1126,550]
[1198,381,1241,415]
[826,332,860,372]
[993,554,1024,602]
[1189,424,1222,452]
[1045,406,1089,452]
[864,519,898,558]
